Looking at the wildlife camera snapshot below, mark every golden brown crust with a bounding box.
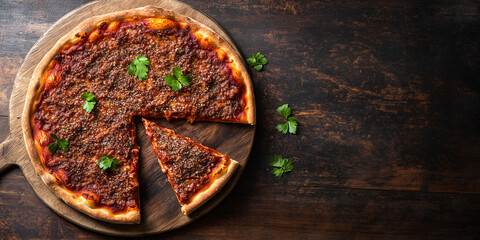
[22,5,253,224]
[47,176,140,224]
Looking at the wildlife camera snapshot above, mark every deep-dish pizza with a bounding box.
[22,5,254,224]
[143,119,238,215]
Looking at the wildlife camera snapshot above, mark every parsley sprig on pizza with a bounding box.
[48,133,69,153]
[81,92,97,113]
[127,54,151,81]
[98,154,119,171]
[165,66,192,91]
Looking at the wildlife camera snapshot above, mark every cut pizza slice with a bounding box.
[142,118,238,215]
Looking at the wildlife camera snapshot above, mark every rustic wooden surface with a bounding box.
[1,0,479,239]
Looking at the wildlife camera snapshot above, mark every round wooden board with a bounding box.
[0,0,255,236]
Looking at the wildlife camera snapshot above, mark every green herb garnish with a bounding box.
[98,154,119,171]
[48,133,69,153]
[275,104,297,134]
[127,54,151,81]
[81,92,97,113]
[165,66,192,91]
[246,52,268,71]
[269,155,293,178]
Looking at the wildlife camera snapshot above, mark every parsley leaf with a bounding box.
[286,117,298,134]
[271,168,284,178]
[247,52,268,71]
[81,92,97,113]
[48,133,69,153]
[165,66,192,91]
[276,104,291,118]
[269,155,293,178]
[165,74,182,91]
[275,122,288,134]
[98,154,119,171]
[127,54,151,81]
[276,104,297,134]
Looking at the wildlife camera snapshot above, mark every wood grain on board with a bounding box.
[1,0,480,239]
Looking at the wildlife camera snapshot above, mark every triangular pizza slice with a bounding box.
[142,119,238,215]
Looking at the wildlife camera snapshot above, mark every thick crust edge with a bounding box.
[181,159,238,215]
[47,175,140,224]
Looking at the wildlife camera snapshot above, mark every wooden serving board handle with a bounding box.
[0,137,18,173]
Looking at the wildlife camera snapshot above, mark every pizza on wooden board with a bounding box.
[142,119,238,215]
[21,5,254,224]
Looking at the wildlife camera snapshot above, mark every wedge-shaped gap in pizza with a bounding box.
[142,118,238,215]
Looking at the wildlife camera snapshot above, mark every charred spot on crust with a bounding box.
[34,81,41,91]
[99,21,107,30]
[79,32,88,39]
[82,192,94,200]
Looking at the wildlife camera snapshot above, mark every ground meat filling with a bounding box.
[33,19,246,213]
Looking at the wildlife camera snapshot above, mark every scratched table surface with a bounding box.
[1,0,479,239]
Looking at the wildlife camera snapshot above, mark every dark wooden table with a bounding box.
[1,0,479,239]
